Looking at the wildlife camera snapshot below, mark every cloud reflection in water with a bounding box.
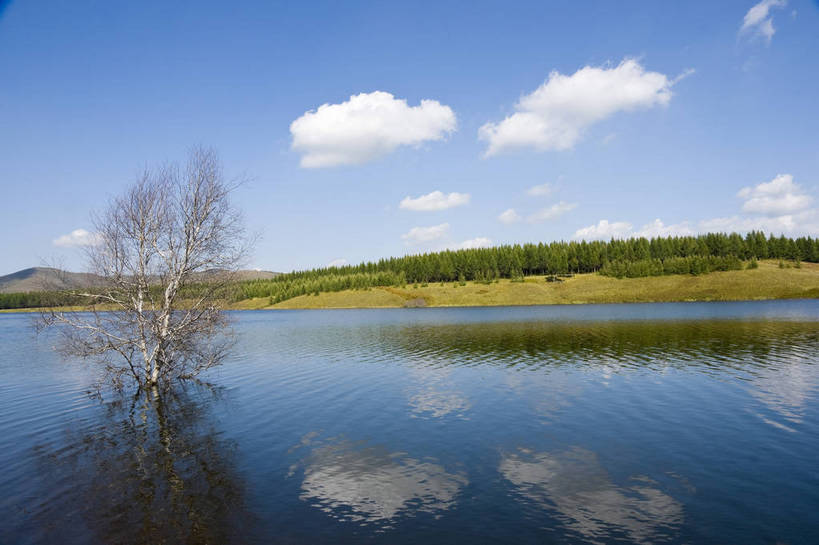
[297,438,468,528]
[500,446,683,544]
[749,355,819,432]
[407,367,471,419]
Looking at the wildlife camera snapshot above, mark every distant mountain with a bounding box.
[0,267,103,293]
[0,267,279,294]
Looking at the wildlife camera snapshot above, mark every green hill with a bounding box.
[231,260,819,310]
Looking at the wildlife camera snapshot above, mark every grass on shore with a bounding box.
[4,260,817,313]
[237,260,819,310]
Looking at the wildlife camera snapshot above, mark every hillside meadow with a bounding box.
[229,260,819,310]
[5,261,816,314]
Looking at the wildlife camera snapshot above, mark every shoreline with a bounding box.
[249,261,819,310]
[3,261,818,313]
[237,297,819,314]
[3,294,819,314]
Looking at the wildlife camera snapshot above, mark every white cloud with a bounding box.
[498,208,522,224]
[738,174,812,216]
[576,183,817,242]
[401,225,491,251]
[575,219,696,240]
[574,220,634,240]
[290,91,456,168]
[327,258,349,268]
[741,0,786,43]
[573,174,817,240]
[52,228,102,248]
[575,213,819,241]
[634,219,695,238]
[479,59,678,156]
[527,201,577,223]
[455,237,492,250]
[400,191,470,212]
[698,213,817,235]
[526,183,554,196]
[402,223,450,245]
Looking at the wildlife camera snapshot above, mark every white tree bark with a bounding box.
[40,147,249,390]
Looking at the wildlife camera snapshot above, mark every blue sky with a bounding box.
[1,0,817,274]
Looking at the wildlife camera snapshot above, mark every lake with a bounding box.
[1,300,819,544]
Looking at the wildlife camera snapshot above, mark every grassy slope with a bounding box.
[5,261,817,313]
[233,260,819,310]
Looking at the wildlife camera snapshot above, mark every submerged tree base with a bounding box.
[32,383,252,544]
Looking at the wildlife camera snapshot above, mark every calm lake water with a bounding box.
[2,301,819,544]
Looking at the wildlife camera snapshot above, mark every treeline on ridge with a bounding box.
[0,290,89,310]
[599,255,746,278]
[2,232,816,309]
[239,231,818,304]
[0,282,234,311]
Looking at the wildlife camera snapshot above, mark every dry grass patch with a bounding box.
[271,288,407,309]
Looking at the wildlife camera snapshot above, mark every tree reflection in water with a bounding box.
[35,383,251,544]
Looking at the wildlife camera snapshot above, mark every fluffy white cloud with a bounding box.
[455,237,492,250]
[573,175,817,242]
[741,0,786,43]
[738,174,812,216]
[527,201,577,223]
[526,183,553,196]
[402,223,450,245]
[290,91,456,168]
[498,208,522,224]
[575,219,697,240]
[401,225,491,251]
[327,258,349,268]
[53,228,102,248]
[574,220,634,240]
[573,174,817,240]
[634,219,695,238]
[400,191,470,211]
[577,199,818,243]
[717,173,818,234]
[698,214,817,235]
[479,59,677,156]
[575,213,819,240]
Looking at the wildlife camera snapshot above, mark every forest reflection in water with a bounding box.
[31,384,251,544]
[306,317,819,429]
[369,319,819,374]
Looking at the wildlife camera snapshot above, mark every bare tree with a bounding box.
[40,147,249,390]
